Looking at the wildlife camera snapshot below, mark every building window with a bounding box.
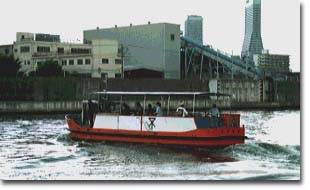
[102,58,109,64]
[85,59,91,65]
[62,60,67,66]
[37,62,42,66]
[14,49,18,53]
[69,60,74,65]
[20,46,30,53]
[37,46,50,53]
[115,59,122,64]
[58,47,64,54]
[170,34,175,41]
[77,59,83,65]
[115,73,122,78]
[4,48,9,55]
[71,48,91,54]
[101,73,108,80]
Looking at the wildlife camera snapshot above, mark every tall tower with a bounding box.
[241,0,264,60]
[185,15,203,45]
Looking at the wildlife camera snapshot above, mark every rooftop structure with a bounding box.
[185,15,203,45]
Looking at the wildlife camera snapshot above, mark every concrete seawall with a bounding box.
[0,100,299,114]
[0,101,82,114]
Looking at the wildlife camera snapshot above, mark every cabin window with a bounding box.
[170,34,175,41]
[102,58,109,64]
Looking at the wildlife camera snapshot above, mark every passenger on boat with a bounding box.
[209,104,220,128]
[146,104,154,115]
[121,103,130,115]
[88,99,96,127]
[209,104,220,117]
[155,102,163,116]
[135,102,143,115]
[176,103,188,117]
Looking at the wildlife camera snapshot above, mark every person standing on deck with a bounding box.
[135,102,143,116]
[146,103,154,115]
[209,104,220,128]
[209,104,220,117]
[155,102,163,116]
[176,103,188,117]
[121,103,130,115]
[88,99,96,128]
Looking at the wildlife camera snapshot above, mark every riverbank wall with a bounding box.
[0,100,299,115]
[0,77,300,114]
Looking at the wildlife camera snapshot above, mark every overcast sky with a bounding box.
[0,0,300,71]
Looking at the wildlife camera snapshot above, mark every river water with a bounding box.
[0,110,300,180]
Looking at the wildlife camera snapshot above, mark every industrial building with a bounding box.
[241,0,264,60]
[84,22,181,79]
[185,15,203,45]
[253,51,290,77]
[13,32,122,78]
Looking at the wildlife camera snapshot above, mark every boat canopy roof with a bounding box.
[92,91,230,97]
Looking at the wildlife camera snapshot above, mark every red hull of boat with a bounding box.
[66,117,246,147]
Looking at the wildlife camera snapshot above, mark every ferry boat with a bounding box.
[65,91,246,147]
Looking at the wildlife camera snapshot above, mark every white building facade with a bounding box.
[13,32,122,78]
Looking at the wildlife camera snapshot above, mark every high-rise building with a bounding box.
[241,0,264,60]
[185,15,203,45]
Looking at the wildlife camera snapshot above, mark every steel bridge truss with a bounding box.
[181,36,259,80]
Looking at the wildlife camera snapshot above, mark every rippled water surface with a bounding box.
[0,110,300,180]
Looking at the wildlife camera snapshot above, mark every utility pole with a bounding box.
[185,47,188,79]
[120,44,124,78]
[216,50,219,79]
[199,50,204,80]
[231,50,234,80]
